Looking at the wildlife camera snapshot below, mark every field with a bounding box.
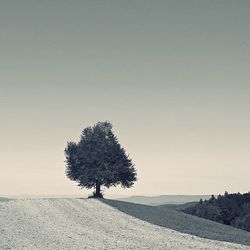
[104,199,250,246]
[0,198,250,249]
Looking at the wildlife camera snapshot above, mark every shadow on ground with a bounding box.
[101,199,250,246]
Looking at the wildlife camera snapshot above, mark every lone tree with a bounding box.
[65,121,137,198]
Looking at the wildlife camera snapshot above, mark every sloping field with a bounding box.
[0,199,249,250]
[102,199,250,246]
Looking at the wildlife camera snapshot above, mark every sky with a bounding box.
[1,0,250,197]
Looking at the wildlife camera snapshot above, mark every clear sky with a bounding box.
[1,0,250,197]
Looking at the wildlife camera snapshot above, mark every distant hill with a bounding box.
[102,199,250,246]
[0,197,11,202]
[116,195,211,206]
[157,201,198,211]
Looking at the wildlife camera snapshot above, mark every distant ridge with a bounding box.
[116,195,212,205]
[0,197,11,202]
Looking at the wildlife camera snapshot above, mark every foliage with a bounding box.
[184,191,250,232]
[65,121,137,197]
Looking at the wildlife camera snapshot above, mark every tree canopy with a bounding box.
[65,121,137,197]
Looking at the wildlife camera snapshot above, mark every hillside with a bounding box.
[103,199,250,246]
[1,199,249,249]
[184,192,250,232]
[0,197,11,202]
[116,195,211,205]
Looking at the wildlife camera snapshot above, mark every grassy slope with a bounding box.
[102,199,250,246]
[3,198,248,250]
[157,202,199,210]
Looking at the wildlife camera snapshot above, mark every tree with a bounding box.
[65,121,137,198]
[184,191,250,232]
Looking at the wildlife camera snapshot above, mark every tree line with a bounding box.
[184,191,250,232]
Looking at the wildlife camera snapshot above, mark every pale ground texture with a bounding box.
[0,199,249,250]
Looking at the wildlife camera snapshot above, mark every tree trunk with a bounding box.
[95,182,102,198]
